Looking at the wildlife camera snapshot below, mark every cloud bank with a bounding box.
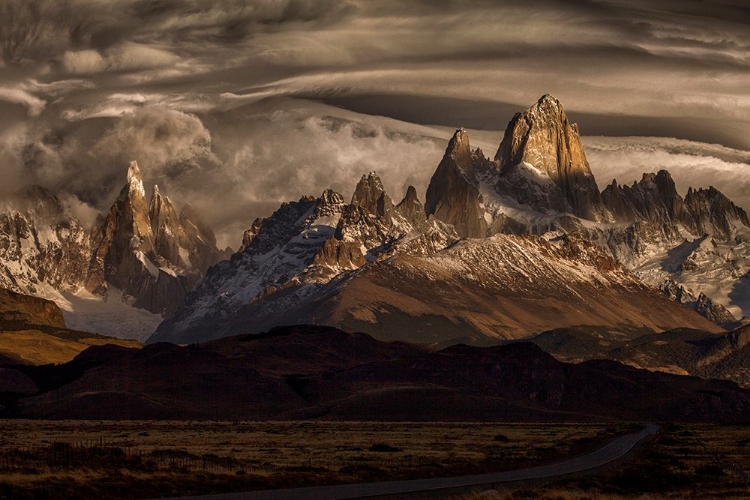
[0,0,748,245]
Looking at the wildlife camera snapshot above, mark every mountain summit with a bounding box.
[424,128,490,238]
[86,161,228,315]
[495,94,610,221]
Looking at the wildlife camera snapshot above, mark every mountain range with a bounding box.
[151,95,744,346]
[0,94,748,349]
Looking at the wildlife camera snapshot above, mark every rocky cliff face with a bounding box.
[601,170,748,242]
[424,97,614,242]
[681,187,750,240]
[86,162,156,298]
[351,172,395,221]
[395,185,425,229]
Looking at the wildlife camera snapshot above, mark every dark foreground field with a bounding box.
[0,421,749,499]
[454,422,750,500]
[0,421,632,499]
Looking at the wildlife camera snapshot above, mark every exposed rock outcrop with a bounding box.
[660,279,738,329]
[0,287,66,328]
[0,186,93,296]
[351,172,395,222]
[681,186,750,240]
[395,185,426,229]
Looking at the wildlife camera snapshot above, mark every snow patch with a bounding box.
[178,247,192,268]
[60,287,161,342]
[135,250,159,278]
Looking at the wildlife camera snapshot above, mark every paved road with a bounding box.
[159,424,658,500]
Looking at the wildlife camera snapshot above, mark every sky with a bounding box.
[1,0,749,247]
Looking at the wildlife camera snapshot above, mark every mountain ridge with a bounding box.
[152,95,746,346]
[12,325,750,422]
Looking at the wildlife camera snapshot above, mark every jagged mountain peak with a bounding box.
[399,185,419,206]
[639,170,675,188]
[425,128,489,238]
[494,95,609,222]
[444,128,473,169]
[395,185,426,229]
[148,185,176,218]
[681,184,750,237]
[351,171,394,219]
[528,93,565,117]
[315,189,346,218]
[85,162,227,315]
[126,161,146,198]
[352,171,386,203]
[496,95,581,172]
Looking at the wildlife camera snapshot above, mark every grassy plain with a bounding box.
[454,423,750,500]
[2,421,749,499]
[0,421,623,499]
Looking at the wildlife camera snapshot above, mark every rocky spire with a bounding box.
[86,160,155,296]
[86,162,227,314]
[681,186,750,239]
[495,95,610,222]
[126,161,146,199]
[314,189,345,218]
[351,172,394,220]
[395,185,426,228]
[425,128,488,238]
[601,179,636,222]
[119,161,154,247]
[149,185,183,268]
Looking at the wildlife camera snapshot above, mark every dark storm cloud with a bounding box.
[0,0,749,245]
[1,0,352,64]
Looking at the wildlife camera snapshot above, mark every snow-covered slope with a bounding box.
[150,173,458,344]
[0,186,93,300]
[157,231,722,347]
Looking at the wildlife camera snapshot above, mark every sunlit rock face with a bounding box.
[496,94,610,222]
